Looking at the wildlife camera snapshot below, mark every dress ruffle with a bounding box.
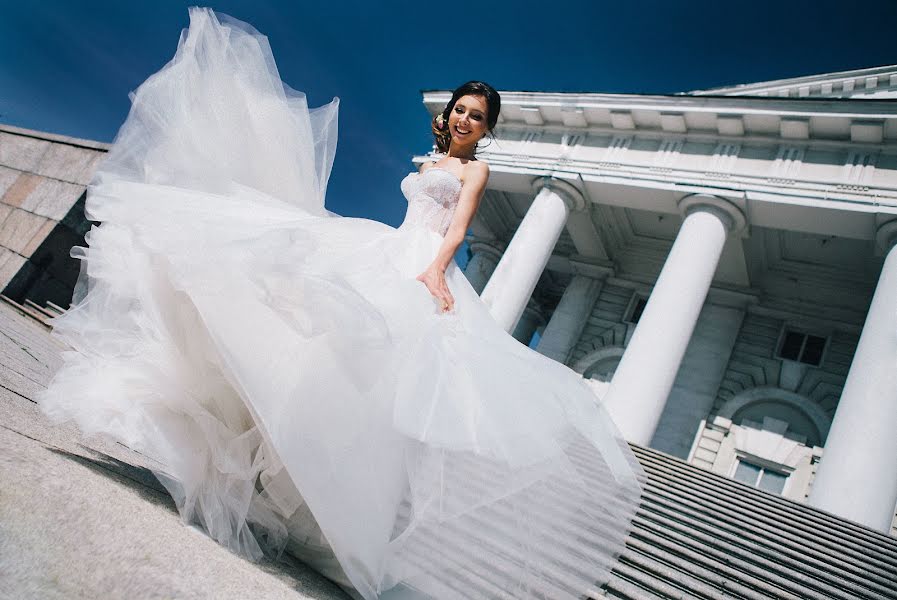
[38,7,645,599]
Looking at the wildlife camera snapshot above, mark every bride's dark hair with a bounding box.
[431,81,501,154]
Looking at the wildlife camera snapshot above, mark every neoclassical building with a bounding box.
[416,65,897,536]
[2,63,897,597]
[2,64,896,551]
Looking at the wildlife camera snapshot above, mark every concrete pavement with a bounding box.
[0,300,349,600]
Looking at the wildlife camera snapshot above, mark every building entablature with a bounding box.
[415,150,897,243]
[685,64,897,100]
[422,89,897,144]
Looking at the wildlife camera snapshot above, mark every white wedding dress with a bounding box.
[37,8,645,600]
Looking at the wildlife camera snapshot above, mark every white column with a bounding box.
[511,302,545,345]
[806,222,897,533]
[603,194,745,445]
[649,302,746,459]
[463,240,504,295]
[481,177,585,333]
[536,274,605,365]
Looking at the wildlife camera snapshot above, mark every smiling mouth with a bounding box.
[454,125,470,136]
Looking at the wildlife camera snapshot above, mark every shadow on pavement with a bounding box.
[47,445,177,512]
[47,445,353,600]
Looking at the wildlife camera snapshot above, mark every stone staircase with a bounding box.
[5,294,896,599]
[0,294,66,327]
[600,443,897,599]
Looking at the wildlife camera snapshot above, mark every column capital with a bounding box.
[677,193,746,235]
[531,176,587,212]
[874,220,897,255]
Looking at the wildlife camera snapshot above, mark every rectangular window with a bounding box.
[733,459,788,495]
[758,470,788,494]
[776,328,827,367]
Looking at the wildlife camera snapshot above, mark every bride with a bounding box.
[37,7,645,600]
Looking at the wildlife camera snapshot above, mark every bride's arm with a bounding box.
[416,162,490,313]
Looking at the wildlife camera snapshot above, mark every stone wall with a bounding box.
[713,312,859,425]
[0,124,107,306]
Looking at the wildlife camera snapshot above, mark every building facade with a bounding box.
[417,65,897,535]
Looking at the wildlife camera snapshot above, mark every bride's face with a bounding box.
[448,94,489,147]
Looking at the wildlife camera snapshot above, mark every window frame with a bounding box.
[774,324,830,367]
[729,454,792,496]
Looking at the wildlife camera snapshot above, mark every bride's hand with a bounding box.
[416,266,454,313]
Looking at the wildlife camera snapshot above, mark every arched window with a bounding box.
[572,347,626,384]
[718,386,831,448]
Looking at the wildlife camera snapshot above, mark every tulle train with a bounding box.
[37,7,645,599]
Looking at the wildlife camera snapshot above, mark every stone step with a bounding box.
[24,298,58,320]
[598,443,897,599]
[0,294,51,329]
[44,300,67,315]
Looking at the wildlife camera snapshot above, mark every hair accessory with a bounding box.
[436,114,446,129]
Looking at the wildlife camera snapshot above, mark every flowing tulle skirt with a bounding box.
[38,8,645,600]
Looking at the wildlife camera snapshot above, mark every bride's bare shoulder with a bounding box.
[465,160,490,183]
[469,159,489,175]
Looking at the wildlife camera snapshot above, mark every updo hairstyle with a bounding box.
[431,81,501,154]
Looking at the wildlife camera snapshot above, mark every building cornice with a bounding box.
[422,89,897,116]
[416,153,897,215]
[684,64,897,98]
[421,90,897,143]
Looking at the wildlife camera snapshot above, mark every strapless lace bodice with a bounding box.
[399,167,462,236]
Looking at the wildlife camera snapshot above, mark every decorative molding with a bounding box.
[705,142,740,177]
[660,112,687,133]
[610,110,636,130]
[850,120,884,143]
[560,105,588,128]
[652,139,683,170]
[717,116,745,136]
[519,106,544,126]
[684,64,897,99]
[717,386,832,445]
[603,135,631,163]
[769,145,805,183]
[780,118,810,140]
[559,132,584,160]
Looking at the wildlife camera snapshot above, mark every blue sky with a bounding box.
[1,0,895,235]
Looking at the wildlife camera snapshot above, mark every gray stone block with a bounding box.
[0,247,26,287]
[0,203,12,228]
[0,207,48,254]
[1,171,41,209]
[0,165,20,197]
[33,143,102,185]
[0,301,349,600]
[0,132,50,172]
[21,177,84,221]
